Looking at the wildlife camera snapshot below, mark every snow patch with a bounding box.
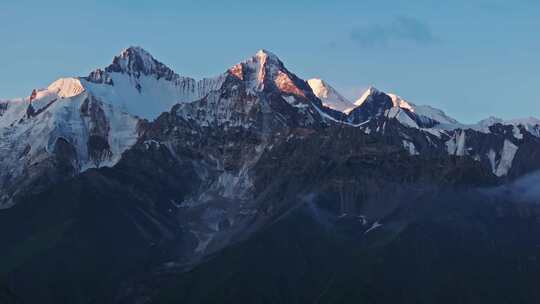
[494,140,518,177]
[402,140,419,155]
[386,107,419,129]
[365,221,382,234]
[487,149,497,173]
[82,72,225,119]
[446,130,467,156]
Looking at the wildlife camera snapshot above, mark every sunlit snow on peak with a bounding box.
[308,78,354,112]
[47,78,86,98]
[353,86,380,107]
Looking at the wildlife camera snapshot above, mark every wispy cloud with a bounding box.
[350,16,439,48]
[484,171,540,203]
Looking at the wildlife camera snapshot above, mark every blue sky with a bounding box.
[1,0,539,122]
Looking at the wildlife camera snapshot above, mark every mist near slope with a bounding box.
[483,170,540,203]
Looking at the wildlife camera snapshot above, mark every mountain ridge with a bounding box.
[4,46,537,129]
[1,47,540,209]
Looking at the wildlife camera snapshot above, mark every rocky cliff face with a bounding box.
[3,47,540,209]
[0,101,512,303]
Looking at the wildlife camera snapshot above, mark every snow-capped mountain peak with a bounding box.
[47,78,86,98]
[385,93,459,126]
[307,78,354,112]
[254,49,281,64]
[228,50,314,102]
[3,45,540,201]
[386,93,414,111]
[353,86,381,107]
[229,49,284,85]
[82,47,225,119]
[104,46,176,80]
